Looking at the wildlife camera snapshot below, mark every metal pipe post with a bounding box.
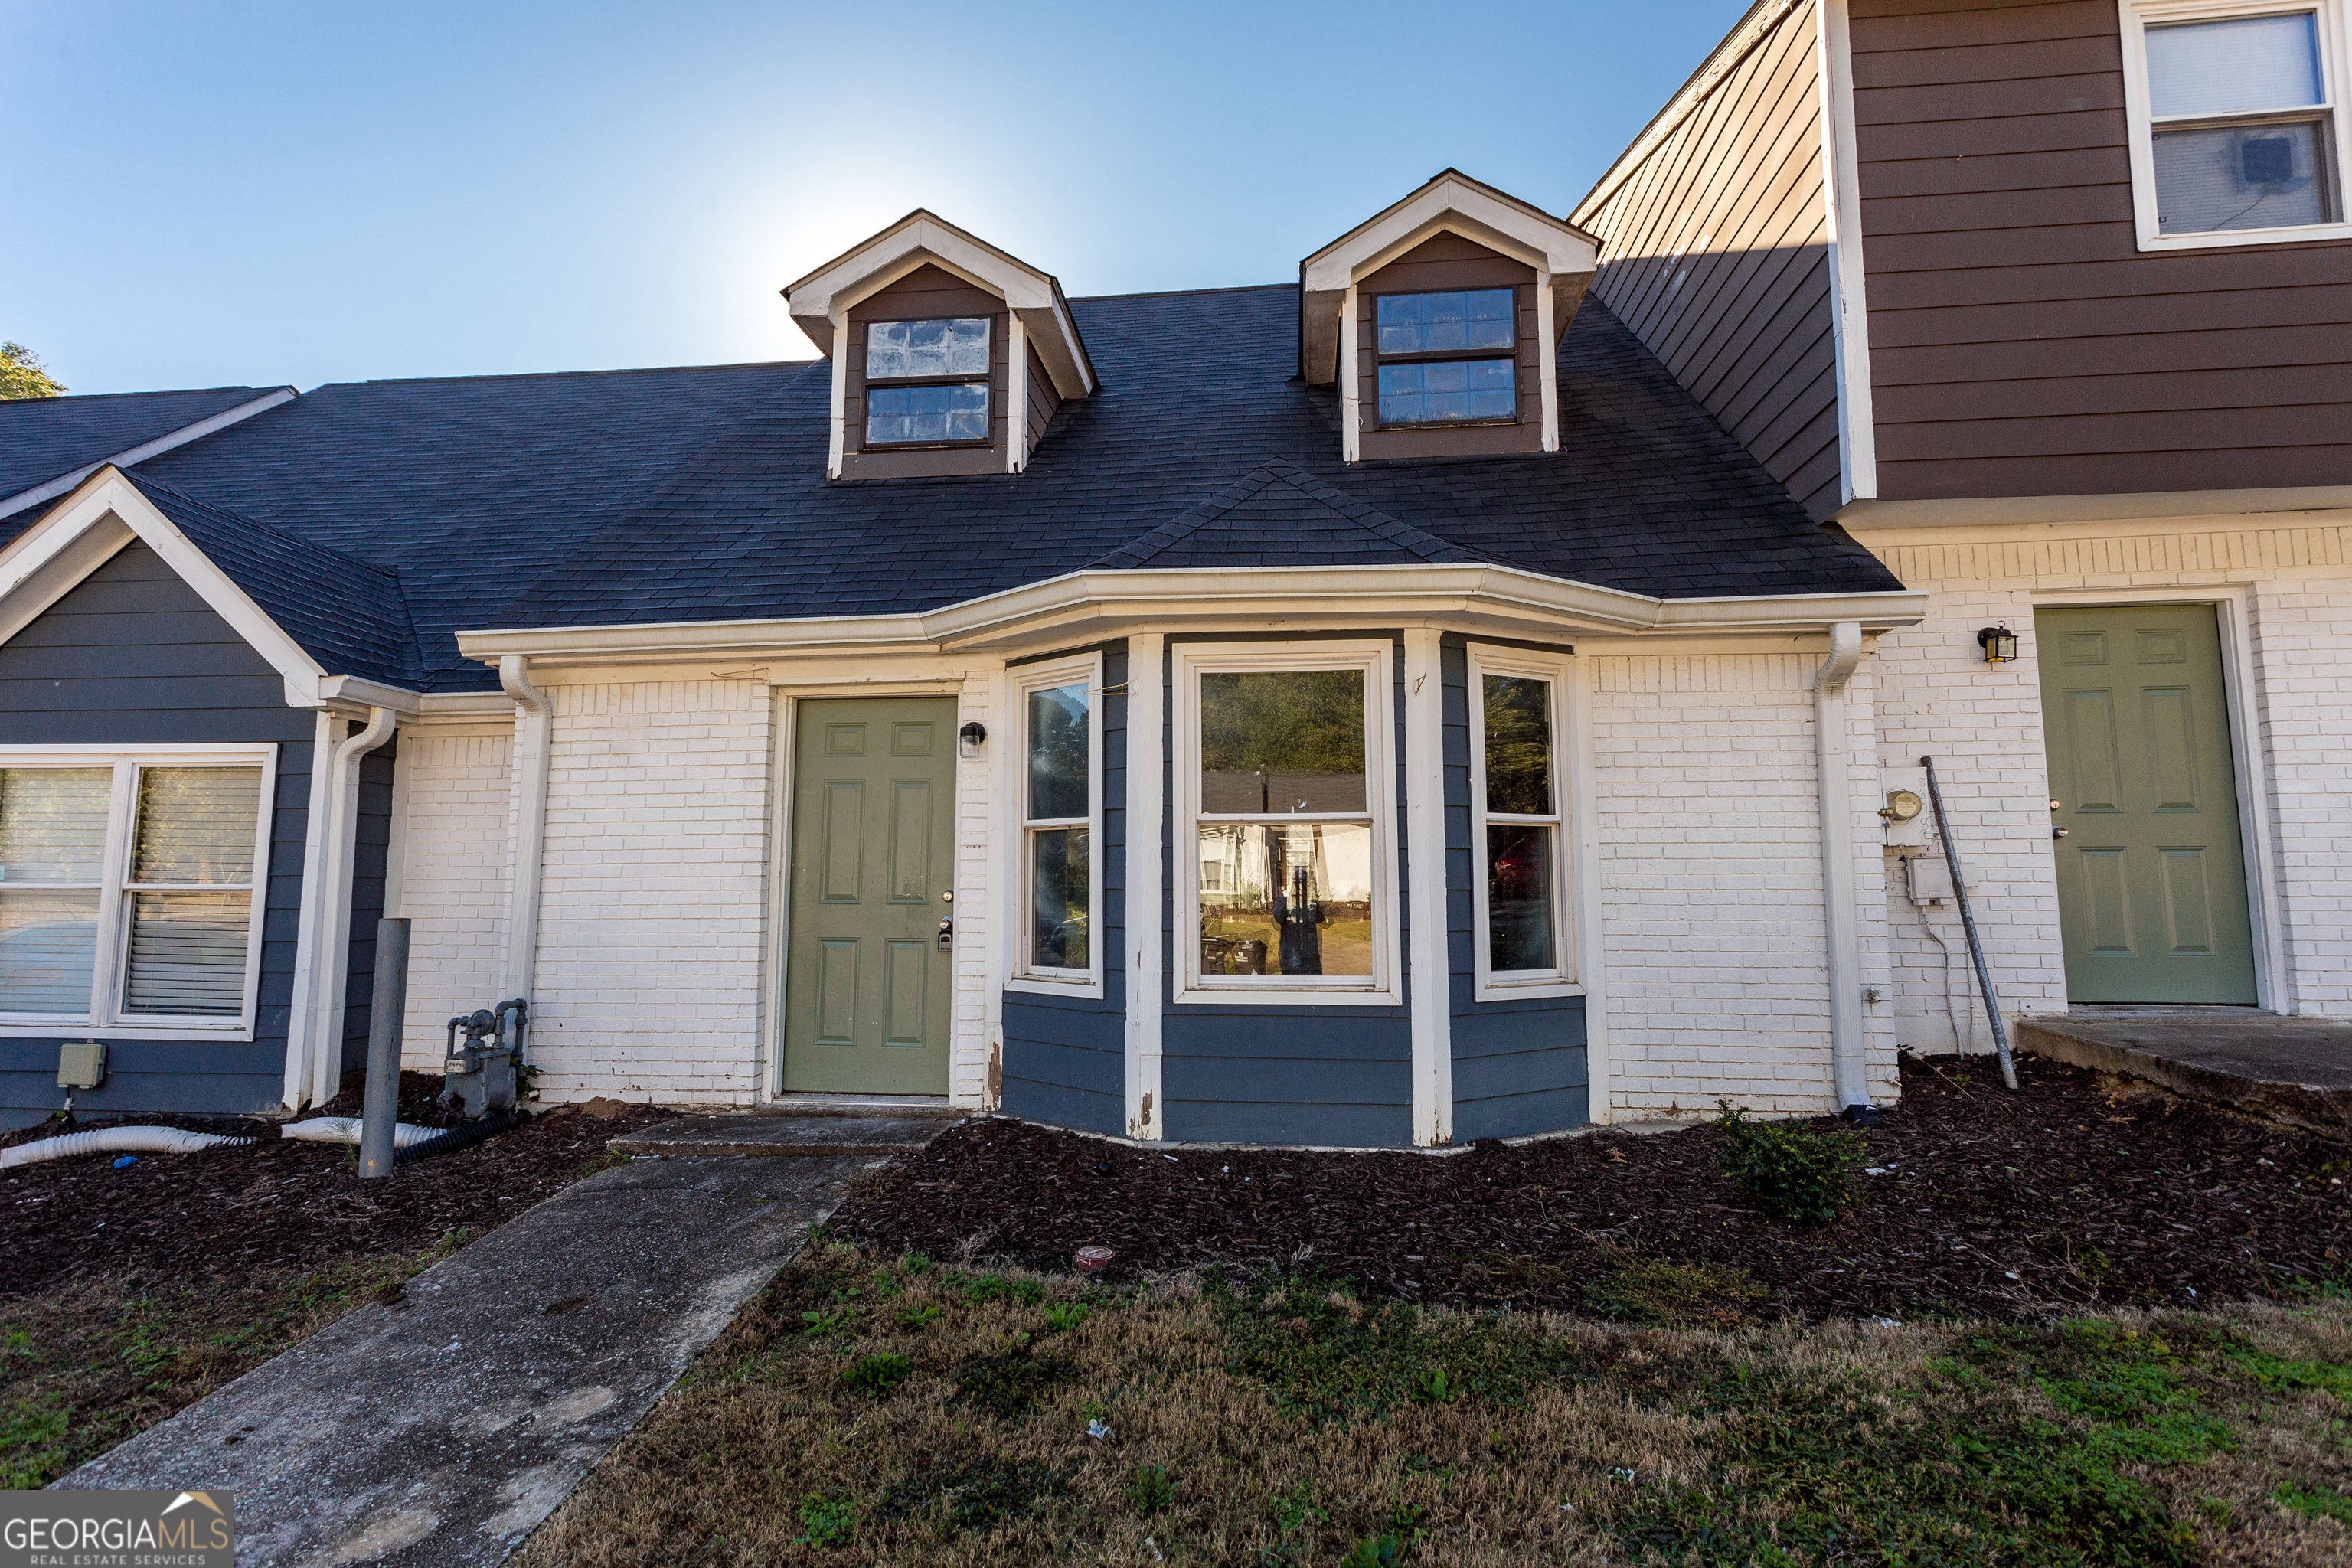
[358,917,411,1178]
[1920,757,2018,1090]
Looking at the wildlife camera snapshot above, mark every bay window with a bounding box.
[1017,656,1099,988]
[2122,0,2352,248]
[0,747,273,1034]
[1177,642,1398,1004]
[1468,647,1576,998]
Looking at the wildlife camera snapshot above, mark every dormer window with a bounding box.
[1374,289,1518,426]
[863,317,991,446]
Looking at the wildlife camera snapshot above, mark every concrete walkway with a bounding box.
[2019,1008,2352,1137]
[62,1113,956,1566]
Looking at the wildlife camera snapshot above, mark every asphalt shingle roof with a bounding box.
[0,386,280,501]
[4,287,1903,693]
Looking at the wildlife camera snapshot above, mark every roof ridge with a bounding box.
[0,385,270,409]
[1089,462,1297,569]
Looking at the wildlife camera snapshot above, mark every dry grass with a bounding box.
[0,1229,474,1488]
[520,1246,2352,1566]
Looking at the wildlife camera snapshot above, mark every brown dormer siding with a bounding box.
[1355,233,1543,459]
[841,263,1010,480]
[1024,339,1060,456]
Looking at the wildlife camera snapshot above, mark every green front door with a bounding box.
[782,697,957,1093]
[2037,604,2256,1004]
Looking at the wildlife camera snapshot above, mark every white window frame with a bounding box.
[1466,645,1581,1001]
[1174,639,1402,1007]
[2119,0,2352,250]
[0,743,275,1040]
[1008,652,1105,996]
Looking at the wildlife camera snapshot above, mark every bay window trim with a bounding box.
[2118,0,2352,250]
[1174,639,1402,1008]
[1466,643,1583,1002]
[0,743,274,1040]
[1007,652,1105,997]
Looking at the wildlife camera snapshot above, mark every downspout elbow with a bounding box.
[1815,621,1864,695]
[499,654,548,715]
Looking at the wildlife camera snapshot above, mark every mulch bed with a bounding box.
[831,1055,2352,1321]
[0,1073,675,1298]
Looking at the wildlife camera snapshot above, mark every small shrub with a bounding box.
[795,1493,856,1547]
[1130,1464,1176,1514]
[898,1302,942,1331]
[1044,1302,1090,1334]
[1714,1101,1867,1224]
[841,1352,912,1398]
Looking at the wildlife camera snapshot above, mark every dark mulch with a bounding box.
[831,1055,2352,1321]
[0,1073,675,1297]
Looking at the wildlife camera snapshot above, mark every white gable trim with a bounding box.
[786,211,1096,400]
[0,388,297,522]
[0,466,346,709]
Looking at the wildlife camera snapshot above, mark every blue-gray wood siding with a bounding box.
[339,737,397,1081]
[1444,635,1589,1142]
[1001,642,1126,1135]
[0,541,312,1126]
[1162,632,1413,1148]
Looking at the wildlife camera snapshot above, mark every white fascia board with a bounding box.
[0,387,298,523]
[454,564,1927,665]
[315,674,425,717]
[0,466,431,712]
[1838,486,2352,529]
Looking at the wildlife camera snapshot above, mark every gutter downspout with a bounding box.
[296,706,395,1108]
[1814,622,1870,1119]
[500,655,551,1000]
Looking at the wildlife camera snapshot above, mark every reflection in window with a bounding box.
[866,384,989,445]
[2145,11,2337,233]
[1377,289,1515,354]
[1026,682,1091,973]
[1377,360,1516,425]
[1481,671,1563,975]
[866,317,991,379]
[1198,671,1367,814]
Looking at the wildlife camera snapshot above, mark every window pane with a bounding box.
[2154,120,2332,232]
[122,890,250,1016]
[132,766,262,884]
[1487,824,1557,972]
[0,890,97,1012]
[865,317,991,379]
[1483,675,1553,815]
[1200,670,1367,814]
[1197,822,1373,977]
[2148,13,2323,118]
[1376,289,1516,354]
[866,383,989,445]
[1377,359,1516,425]
[1027,684,1090,821]
[0,768,112,884]
[1030,828,1090,970]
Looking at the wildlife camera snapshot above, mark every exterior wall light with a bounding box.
[1976,624,2017,664]
[959,720,988,758]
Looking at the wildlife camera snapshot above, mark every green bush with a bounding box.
[1714,1101,1866,1224]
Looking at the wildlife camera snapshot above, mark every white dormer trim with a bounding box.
[785,209,1096,400]
[1298,169,1601,419]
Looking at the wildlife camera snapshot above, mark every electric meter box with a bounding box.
[1906,857,1955,905]
[1880,766,1931,847]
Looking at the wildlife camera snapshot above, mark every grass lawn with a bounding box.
[520,1243,2352,1566]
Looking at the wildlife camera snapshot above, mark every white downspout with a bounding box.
[283,712,338,1110]
[500,655,552,1000]
[296,706,395,1108]
[1815,622,1868,1115]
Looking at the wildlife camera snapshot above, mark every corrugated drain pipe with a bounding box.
[1814,622,1873,1121]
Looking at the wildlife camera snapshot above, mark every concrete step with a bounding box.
[2017,1010,2352,1138]
[609,1110,962,1158]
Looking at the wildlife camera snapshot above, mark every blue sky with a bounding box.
[5,2,1750,394]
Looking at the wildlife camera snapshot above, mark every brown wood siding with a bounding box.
[1575,0,1844,518]
[1024,340,1060,456]
[841,263,1008,481]
[1853,0,2352,500]
[1355,233,1542,461]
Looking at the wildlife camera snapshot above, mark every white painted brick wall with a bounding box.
[527,678,776,1106]
[390,728,514,1071]
[1590,652,1896,1116]
[1865,518,2352,1028]
[952,672,995,1108]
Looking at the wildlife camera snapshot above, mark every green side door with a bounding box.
[2036,604,2257,1004]
[782,697,958,1094]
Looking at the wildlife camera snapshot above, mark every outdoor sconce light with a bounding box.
[1976,624,2018,664]
[959,721,987,759]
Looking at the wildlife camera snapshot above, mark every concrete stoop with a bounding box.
[607,1108,962,1158]
[2017,1009,2352,1138]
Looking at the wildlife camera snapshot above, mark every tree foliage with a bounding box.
[0,342,65,400]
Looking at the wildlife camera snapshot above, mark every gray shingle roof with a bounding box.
[0,386,282,501]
